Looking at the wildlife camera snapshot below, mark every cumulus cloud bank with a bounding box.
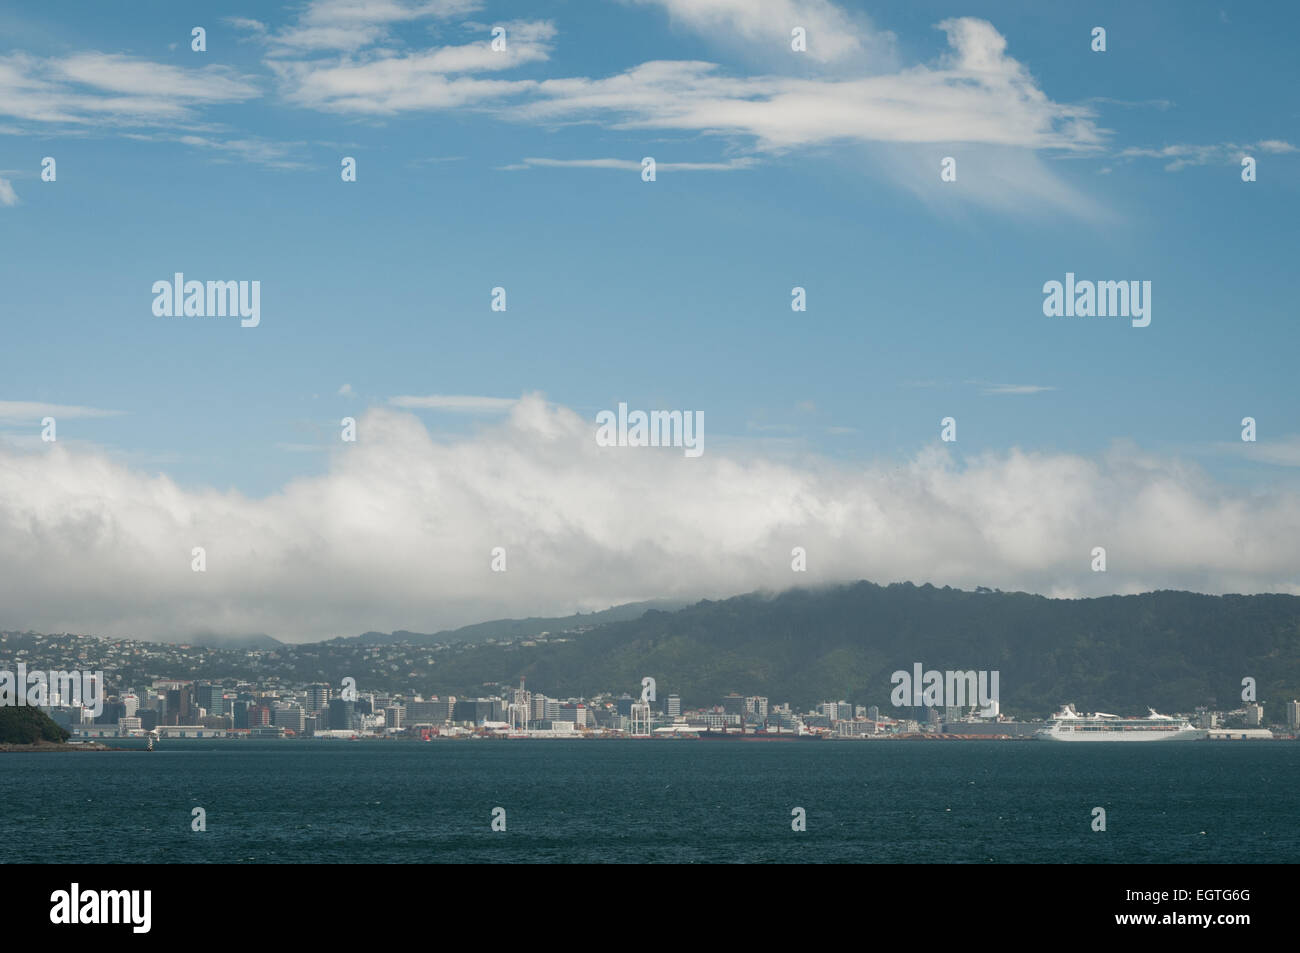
[1,394,1297,643]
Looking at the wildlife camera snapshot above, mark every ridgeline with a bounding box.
[419,582,1300,715]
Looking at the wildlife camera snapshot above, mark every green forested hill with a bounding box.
[427,582,1300,716]
[0,706,71,744]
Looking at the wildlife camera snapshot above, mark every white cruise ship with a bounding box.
[1035,704,1204,741]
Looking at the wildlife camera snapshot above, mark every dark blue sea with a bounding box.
[4,740,1297,863]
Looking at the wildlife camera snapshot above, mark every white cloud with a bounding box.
[389,394,517,412]
[224,17,268,36]
[0,51,260,126]
[1,395,1298,643]
[628,0,890,66]
[1120,139,1297,171]
[256,0,484,52]
[0,401,123,424]
[980,384,1055,395]
[268,15,1101,157]
[54,53,259,102]
[173,134,306,169]
[2,8,1104,208]
[338,383,355,397]
[268,19,556,113]
[1217,435,1300,469]
[514,20,1104,156]
[0,177,16,206]
[511,156,756,172]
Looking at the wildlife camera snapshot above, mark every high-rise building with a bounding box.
[867,705,880,722]
[95,700,126,725]
[1288,700,1300,730]
[165,685,194,725]
[666,694,682,718]
[121,693,139,718]
[745,696,769,720]
[1245,703,1264,727]
[532,694,550,721]
[327,698,357,730]
[306,684,331,715]
[196,682,224,713]
[555,703,589,726]
[405,700,450,724]
[454,698,501,724]
[273,705,305,731]
[820,701,852,721]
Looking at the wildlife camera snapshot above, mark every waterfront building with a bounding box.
[273,704,305,731]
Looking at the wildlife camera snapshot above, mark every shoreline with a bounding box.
[0,741,119,753]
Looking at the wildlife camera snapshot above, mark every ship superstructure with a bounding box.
[1035,704,1204,741]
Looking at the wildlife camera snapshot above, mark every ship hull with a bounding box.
[696,731,825,741]
[1035,726,1205,741]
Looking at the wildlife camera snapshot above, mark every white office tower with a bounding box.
[629,701,652,735]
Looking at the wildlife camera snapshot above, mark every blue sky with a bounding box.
[1,0,1297,640]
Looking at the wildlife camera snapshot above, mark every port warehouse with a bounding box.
[939,721,1039,738]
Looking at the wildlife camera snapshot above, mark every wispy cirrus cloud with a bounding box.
[117,131,308,170]
[980,383,1056,396]
[267,21,555,113]
[503,156,757,172]
[515,19,1105,154]
[175,133,307,169]
[246,0,483,53]
[903,381,1057,396]
[0,4,1115,215]
[0,51,260,127]
[258,12,1103,157]
[1119,139,1297,171]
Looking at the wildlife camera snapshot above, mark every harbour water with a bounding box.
[4,740,1297,863]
